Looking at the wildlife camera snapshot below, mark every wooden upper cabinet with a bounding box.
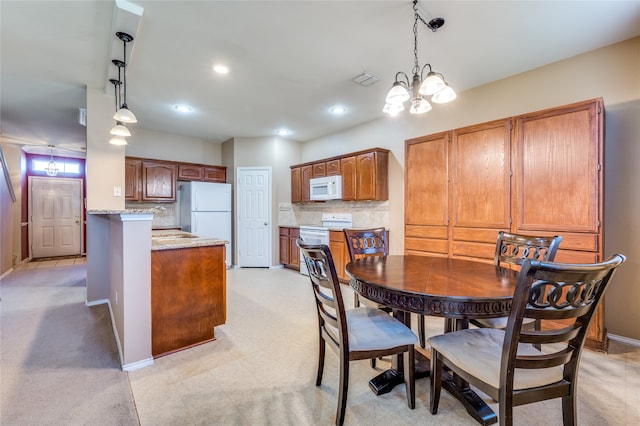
[513,100,601,235]
[125,158,142,201]
[340,156,357,201]
[177,164,204,181]
[356,150,388,201]
[301,165,312,202]
[452,120,512,230]
[203,166,226,183]
[142,161,176,202]
[326,159,341,176]
[312,163,326,178]
[291,167,302,203]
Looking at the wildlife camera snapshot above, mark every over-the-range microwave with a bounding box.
[310,175,342,201]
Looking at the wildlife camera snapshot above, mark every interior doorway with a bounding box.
[236,167,271,267]
[29,176,83,259]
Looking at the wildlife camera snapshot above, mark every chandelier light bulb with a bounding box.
[109,135,128,146]
[385,82,410,105]
[431,84,457,104]
[113,105,137,123]
[409,98,432,114]
[110,122,131,137]
[419,72,446,96]
[383,102,405,116]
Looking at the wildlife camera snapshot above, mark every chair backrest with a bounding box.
[297,237,348,352]
[501,254,625,391]
[343,228,388,262]
[494,231,562,267]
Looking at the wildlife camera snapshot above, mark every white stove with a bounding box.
[299,213,353,275]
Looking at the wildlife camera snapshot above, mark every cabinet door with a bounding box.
[289,228,300,268]
[203,167,226,183]
[404,133,449,256]
[326,159,341,176]
[291,167,302,203]
[142,161,176,202]
[178,164,204,181]
[356,150,388,201]
[279,227,290,265]
[451,120,511,261]
[301,165,312,202]
[329,231,346,280]
[514,100,601,234]
[340,156,356,201]
[312,163,326,178]
[125,158,141,201]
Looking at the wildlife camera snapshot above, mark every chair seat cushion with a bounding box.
[427,328,563,390]
[339,307,418,351]
[474,316,535,329]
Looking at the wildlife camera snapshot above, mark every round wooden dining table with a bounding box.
[346,255,520,425]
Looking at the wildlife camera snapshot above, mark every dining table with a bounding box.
[345,254,519,426]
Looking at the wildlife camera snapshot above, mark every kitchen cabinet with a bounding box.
[279,227,300,270]
[329,231,349,282]
[142,160,176,202]
[124,158,142,201]
[403,98,605,350]
[151,244,226,357]
[290,148,389,203]
[177,164,227,183]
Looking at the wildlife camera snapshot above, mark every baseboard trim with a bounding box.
[608,333,640,347]
[122,357,154,372]
[0,267,13,280]
[85,298,109,307]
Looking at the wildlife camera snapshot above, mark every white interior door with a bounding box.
[30,177,82,258]
[236,167,271,267]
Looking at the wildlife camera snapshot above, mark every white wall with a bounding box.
[125,127,222,164]
[302,37,640,340]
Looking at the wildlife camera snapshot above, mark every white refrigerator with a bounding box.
[180,181,232,268]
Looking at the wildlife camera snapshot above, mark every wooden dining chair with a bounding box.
[297,238,417,426]
[428,254,625,426]
[343,228,427,350]
[470,231,563,332]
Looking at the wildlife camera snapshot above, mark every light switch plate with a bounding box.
[113,186,122,197]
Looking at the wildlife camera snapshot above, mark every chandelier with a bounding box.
[383,0,456,116]
[46,145,58,176]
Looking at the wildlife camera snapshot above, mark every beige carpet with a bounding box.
[0,263,138,425]
[2,263,639,425]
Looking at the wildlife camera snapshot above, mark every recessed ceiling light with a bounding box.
[174,105,192,113]
[276,128,292,136]
[213,64,229,74]
[330,105,347,115]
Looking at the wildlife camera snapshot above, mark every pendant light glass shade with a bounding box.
[431,84,457,103]
[409,98,432,114]
[110,122,131,136]
[113,106,137,123]
[385,82,410,105]
[46,145,58,176]
[419,72,446,96]
[109,135,128,146]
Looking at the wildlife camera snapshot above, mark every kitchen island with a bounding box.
[151,230,228,357]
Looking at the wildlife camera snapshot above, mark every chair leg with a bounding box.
[353,293,360,308]
[418,315,426,348]
[429,350,442,414]
[404,346,415,409]
[316,336,325,386]
[370,358,376,368]
[336,355,349,426]
[561,394,577,426]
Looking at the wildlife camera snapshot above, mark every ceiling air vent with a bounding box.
[352,72,379,87]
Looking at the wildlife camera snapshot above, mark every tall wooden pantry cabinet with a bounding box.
[404,98,606,350]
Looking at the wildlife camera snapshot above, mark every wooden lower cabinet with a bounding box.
[279,227,300,270]
[151,245,226,357]
[329,231,350,282]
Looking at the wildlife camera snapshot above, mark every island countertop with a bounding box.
[151,230,228,251]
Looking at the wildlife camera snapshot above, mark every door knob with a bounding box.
[264,222,268,226]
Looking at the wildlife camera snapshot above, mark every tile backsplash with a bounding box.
[126,202,180,228]
[278,200,389,228]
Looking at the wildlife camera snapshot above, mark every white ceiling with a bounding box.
[2,1,639,157]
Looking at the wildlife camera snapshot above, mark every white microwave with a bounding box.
[310,175,342,201]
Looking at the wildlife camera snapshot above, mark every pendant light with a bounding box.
[383,1,456,115]
[109,77,131,138]
[112,32,137,124]
[46,145,58,176]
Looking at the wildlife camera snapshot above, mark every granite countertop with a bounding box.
[88,209,156,215]
[151,230,228,251]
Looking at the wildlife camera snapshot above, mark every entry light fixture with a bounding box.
[112,32,138,124]
[276,128,292,136]
[46,145,58,176]
[383,0,456,116]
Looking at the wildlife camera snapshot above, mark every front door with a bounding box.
[236,167,271,267]
[30,177,83,258]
